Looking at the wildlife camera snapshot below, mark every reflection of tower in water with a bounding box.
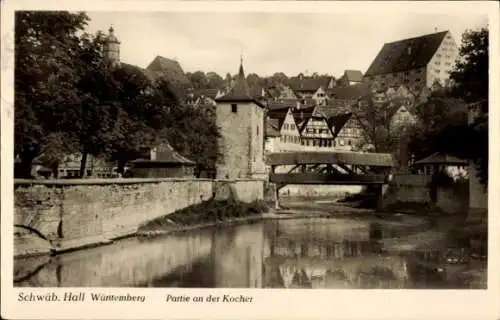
[212,224,264,288]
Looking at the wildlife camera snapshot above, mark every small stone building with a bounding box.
[129,143,196,178]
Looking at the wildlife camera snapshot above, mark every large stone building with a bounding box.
[363,30,459,91]
[215,61,267,180]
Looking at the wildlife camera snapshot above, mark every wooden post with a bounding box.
[376,184,385,211]
[275,185,281,209]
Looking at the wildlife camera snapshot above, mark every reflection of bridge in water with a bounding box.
[16,218,413,288]
[264,219,409,289]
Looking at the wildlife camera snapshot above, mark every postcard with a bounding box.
[1,1,499,319]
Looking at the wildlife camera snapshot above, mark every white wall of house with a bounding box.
[426,31,459,87]
[278,109,303,152]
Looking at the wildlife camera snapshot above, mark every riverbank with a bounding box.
[136,198,360,236]
[137,199,270,236]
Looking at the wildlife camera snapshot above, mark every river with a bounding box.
[14,198,486,289]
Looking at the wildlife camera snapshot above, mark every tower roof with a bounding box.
[106,26,120,44]
[364,31,449,77]
[216,60,265,108]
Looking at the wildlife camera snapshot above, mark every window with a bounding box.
[231,104,237,113]
[435,69,441,73]
[404,71,410,76]
[257,125,259,136]
[436,53,442,58]
[348,140,352,146]
[435,61,441,65]
[301,140,305,145]
[291,124,295,130]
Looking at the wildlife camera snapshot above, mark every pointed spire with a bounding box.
[216,57,264,107]
[238,53,245,79]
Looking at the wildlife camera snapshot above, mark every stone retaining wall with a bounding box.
[382,174,469,214]
[14,178,265,257]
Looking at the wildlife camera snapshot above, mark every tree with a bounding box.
[246,73,261,88]
[449,28,488,103]
[408,97,468,161]
[206,72,224,89]
[160,103,220,178]
[14,11,90,178]
[186,71,208,89]
[449,28,488,184]
[106,65,166,174]
[72,31,126,177]
[270,72,288,85]
[353,95,412,153]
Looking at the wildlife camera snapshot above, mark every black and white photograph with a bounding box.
[1,1,498,319]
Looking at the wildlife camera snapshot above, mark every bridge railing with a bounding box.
[266,151,395,167]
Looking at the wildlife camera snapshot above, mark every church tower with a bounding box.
[103,26,121,67]
[215,59,266,180]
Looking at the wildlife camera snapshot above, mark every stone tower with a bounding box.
[103,26,121,67]
[215,60,266,180]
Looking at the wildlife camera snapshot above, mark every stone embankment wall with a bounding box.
[467,163,488,222]
[382,174,469,214]
[14,178,264,258]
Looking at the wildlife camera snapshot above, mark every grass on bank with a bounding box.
[139,199,269,231]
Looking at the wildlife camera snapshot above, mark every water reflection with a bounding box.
[15,217,485,289]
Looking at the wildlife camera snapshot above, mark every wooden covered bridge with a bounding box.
[265,151,396,208]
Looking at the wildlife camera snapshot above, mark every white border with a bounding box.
[2,1,499,319]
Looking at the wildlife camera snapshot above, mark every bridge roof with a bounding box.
[266,151,395,167]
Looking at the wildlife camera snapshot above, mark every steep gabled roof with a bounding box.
[289,75,333,92]
[216,62,265,108]
[365,31,448,77]
[343,70,363,83]
[292,106,316,133]
[146,55,192,87]
[267,105,291,117]
[313,104,351,119]
[134,142,195,165]
[327,83,371,101]
[265,118,282,137]
[327,112,353,138]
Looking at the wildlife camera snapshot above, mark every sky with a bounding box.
[84,11,488,78]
